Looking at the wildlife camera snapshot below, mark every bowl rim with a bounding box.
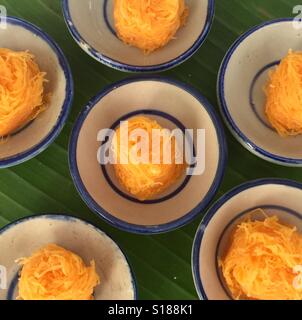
[192,178,302,300]
[68,76,228,235]
[0,213,138,300]
[217,18,302,166]
[0,16,74,169]
[61,0,215,73]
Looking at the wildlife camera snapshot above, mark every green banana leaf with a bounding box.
[0,0,300,300]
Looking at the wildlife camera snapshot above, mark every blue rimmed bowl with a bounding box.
[0,16,73,168]
[0,214,137,300]
[192,178,302,300]
[62,0,215,72]
[217,18,302,167]
[69,77,227,234]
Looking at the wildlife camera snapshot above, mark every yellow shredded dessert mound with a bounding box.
[0,48,47,137]
[112,116,186,201]
[18,244,100,300]
[114,0,189,54]
[220,210,302,300]
[265,50,302,137]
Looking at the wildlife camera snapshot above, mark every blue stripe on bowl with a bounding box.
[103,0,116,37]
[192,178,302,300]
[0,214,138,300]
[217,18,302,166]
[62,0,215,73]
[69,76,227,235]
[7,271,19,301]
[249,61,279,131]
[0,16,74,169]
[101,109,194,205]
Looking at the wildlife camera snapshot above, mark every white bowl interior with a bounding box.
[0,216,135,300]
[222,20,302,160]
[0,21,67,160]
[197,183,302,300]
[66,0,209,67]
[75,80,221,227]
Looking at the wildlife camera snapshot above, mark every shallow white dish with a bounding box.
[192,179,302,300]
[0,16,73,168]
[69,77,227,234]
[218,18,302,166]
[0,214,137,300]
[62,0,215,72]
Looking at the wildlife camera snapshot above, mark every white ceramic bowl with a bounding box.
[69,77,227,234]
[0,214,137,300]
[62,0,215,72]
[218,18,302,166]
[0,16,73,168]
[192,179,302,300]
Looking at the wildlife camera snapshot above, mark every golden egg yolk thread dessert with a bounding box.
[265,50,302,137]
[112,116,186,201]
[0,48,47,137]
[220,210,302,300]
[17,244,100,300]
[114,0,189,54]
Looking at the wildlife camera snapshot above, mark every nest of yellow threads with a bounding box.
[220,210,302,300]
[17,244,100,300]
[265,50,302,137]
[114,0,189,54]
[112,116,186,201]
[0,48,47,138]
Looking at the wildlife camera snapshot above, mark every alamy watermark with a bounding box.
[97,121,206,176]
[0,5,7,30]
[0,265,7,290]
[293,265,302,291]
[293,5,302,29]
[0,262,300,293]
